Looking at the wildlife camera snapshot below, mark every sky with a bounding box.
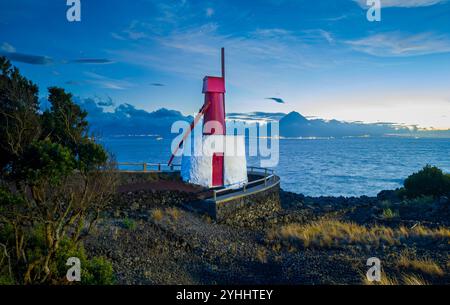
[0,0,450,129]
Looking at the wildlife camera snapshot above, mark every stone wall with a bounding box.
[215,177,281,227]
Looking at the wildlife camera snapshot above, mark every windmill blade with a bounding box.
[168,101,211,166]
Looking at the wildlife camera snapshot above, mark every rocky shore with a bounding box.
[84,182,449,285]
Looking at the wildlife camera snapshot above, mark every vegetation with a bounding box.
[122,218,137,230]
[363,273,429,286]
[403,165,450,199]
[381,208,399,219]
[270,219,450,249]
[397,254,444,277]
[151,209,164,222]
[0,57,117,284]
[256,247,268,264]
[166,207,181,220]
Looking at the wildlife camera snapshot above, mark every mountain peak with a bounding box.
[281,111,309,124]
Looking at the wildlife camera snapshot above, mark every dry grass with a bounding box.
[166,207,181,220]
[402,274,429,285]
[256,247,268,264]
[362,273,428,285]
[363,274,398,285]
[151,209,164,221]
[397,254,445,277]
[273,219,450,249]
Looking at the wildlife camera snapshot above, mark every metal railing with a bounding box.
[115,162,181,173]
[212,167,276,201]
[115,162,277,201]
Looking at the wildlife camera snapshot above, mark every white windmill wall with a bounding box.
[223,135,247,189]
[181,135,247,189]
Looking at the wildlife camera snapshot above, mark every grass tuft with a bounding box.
[273,219,450,249]
[151,209,164,222]
[256,247,268,264]
[166,207,181,220]
[397,254,445,277]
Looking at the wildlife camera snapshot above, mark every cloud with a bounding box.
[111,20,150,41]
[94,95,115,107]
[352,0,449,8]
[69,58,115,64]
[265,97,285,104]
[206,7,215,17]
[84,72,132,90]
[0,46,114,66]
[346,32,450,57]
[65,80,83,86]
[302,29,335,44]
[0,52,53,65]
[1,42,15,53]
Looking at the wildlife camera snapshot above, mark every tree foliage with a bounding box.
[0,57,117,284]
[404,165,450,199]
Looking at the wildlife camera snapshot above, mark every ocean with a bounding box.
[100,136,450,197]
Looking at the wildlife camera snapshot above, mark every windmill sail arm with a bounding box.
[167,101,211,166]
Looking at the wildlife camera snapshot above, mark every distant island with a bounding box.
[47,96,450,138]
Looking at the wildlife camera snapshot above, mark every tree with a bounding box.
[0,57,40,174]
[0,57,117,284]
[404,165,450,199]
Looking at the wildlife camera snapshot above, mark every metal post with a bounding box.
[213,191,217,201]
[143,163,147,172]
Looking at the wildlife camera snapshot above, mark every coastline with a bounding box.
[84,184,449,285]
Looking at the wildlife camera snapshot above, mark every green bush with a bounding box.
[404,165,450,199]
[122,218,137,230]
[381,208,399,219]
[55,238,115,285]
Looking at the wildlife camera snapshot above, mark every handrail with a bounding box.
[115,163,274,175]
[212,174,275,201]
[115,162,181,173]
[115,162,277,202]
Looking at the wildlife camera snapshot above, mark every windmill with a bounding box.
[168,48,247,188]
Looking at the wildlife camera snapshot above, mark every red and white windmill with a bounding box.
[168,48,247,188]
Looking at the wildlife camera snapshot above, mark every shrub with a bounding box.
[381,208,399,219]
[403,165,450,199]
[122,218,137,230]
[55,238,115,285]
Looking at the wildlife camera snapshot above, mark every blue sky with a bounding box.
[1,0,450,128]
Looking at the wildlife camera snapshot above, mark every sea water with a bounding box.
[100,136,450,197]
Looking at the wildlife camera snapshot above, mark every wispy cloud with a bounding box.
[1,42,16,53]
[69,58,115,64]
[0,51,53,65]
[111,20,150,41]
[352,0,448,8]
[206,7,215,17]
[84,72,132,90]
[346,32,450,57]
